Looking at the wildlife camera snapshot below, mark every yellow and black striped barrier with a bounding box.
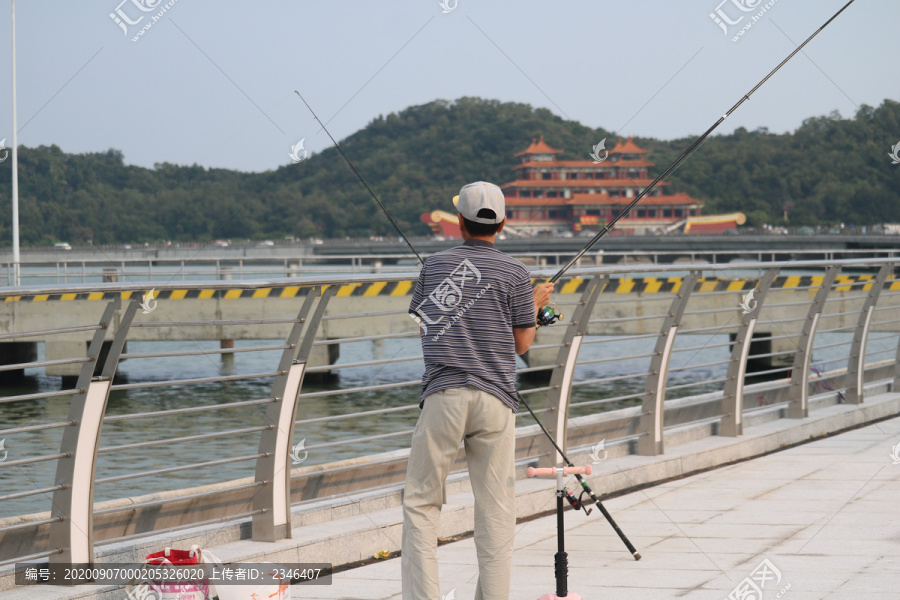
[2,275,897,303]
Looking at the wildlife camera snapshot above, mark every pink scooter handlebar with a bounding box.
[527,465,592,478]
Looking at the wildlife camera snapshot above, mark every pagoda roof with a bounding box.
[504,192,702,207]
[501,179,668,189]
[515,135,562,157]
[514,159,654,169]
[610,136,649,155]
[568,192,702,206]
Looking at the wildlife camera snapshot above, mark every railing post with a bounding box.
[720,268,779,437]
[638,272,700,456]
[845,264,891,404]
[788,266,839,418]
[538,276,605,468]
[252,286,333,542]
[48,297,138,564]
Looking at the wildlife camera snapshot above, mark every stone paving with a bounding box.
[309,416,900,599]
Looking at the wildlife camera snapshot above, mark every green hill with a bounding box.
[0,97,898,245]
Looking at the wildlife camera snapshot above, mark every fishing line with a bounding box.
[295,91,424,266]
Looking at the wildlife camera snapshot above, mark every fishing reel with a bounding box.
[537,303,564,327]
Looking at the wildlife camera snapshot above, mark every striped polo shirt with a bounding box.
[409,238,536,411]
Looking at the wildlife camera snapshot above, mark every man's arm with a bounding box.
[512,282,554,355]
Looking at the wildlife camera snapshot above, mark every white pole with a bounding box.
[11,0,20,286]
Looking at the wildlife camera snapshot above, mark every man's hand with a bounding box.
[533,282,555,314]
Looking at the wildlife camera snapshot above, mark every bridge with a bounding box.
[0,256,899,598]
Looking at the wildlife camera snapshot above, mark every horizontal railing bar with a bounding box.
[322,308,409,321]
[120,344,291,360]
[865,348,896,357]
[575,352,657,366]
[0,548,63,567]
[821,309,865,319]
[0,388,83,405]
[97,425,272,453]
[0,452,68,469]
[813,339,853,351]
[0,420,74,436]
[313,331,419,345]
[593,295,676,306]
[93,481,265,515]
[298,379,420,399]
[527,342,568,351]
[667,358,732,373]
[111,371,283,390]
[762,300,817,308]
[760,317,808,325]
[103,397,277,423]
[94,510,266,547]
[682,306,742,316]
[747,366,793,378]
[517,363,563,374]
[671,341,734,353]
[581,332,660,344]
[815,326,857,335]
[747,349,796,360]
[569,391,645,409]
[811,357,848,369]
[589,313,669,324]
[0,356,91,373]
[296,403,419,426]
[864,332,899,342]
[0,516,63,534]
[131,317,302,327]
[749,333,798,343]
[95,452,268,484]
[870,317,900,325]
[826,292,872,301]
[515,405,552,417]
[306,429,415,451]
[571,372,648,387]
[664,376,729,392]
[0,484,64,502]
[519,386,554,395]
[676,324,734,335]
[306,354,422,373]
[0,324,102,342]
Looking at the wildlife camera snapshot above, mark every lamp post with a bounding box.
[10,0,20,286]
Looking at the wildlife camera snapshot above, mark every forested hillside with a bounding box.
[0,97,897,245]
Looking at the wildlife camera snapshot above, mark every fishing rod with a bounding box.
[295,90,641,559]
[294,91,424,266]
[296,0,855,560]
[536,0,858,327]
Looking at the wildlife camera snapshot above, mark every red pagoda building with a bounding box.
[500,136,703,235]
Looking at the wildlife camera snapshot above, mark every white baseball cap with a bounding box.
[453,181,506,225]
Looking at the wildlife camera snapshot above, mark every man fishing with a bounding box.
[402,181,554,600]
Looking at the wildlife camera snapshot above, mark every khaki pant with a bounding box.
[401,386,516,600]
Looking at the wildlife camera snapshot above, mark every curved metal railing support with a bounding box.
[252,286,333,542]
[638,272,700,456]
[538,276,605,467]
[48,298,137,564]
[845,264,891,404]
[720,268,779,437]
[788,266,839,418]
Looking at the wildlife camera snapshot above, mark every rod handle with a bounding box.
[527,465,592,478]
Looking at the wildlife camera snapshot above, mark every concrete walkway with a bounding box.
[312,416,900,600]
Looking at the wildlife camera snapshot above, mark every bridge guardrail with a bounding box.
[0,257,898,567]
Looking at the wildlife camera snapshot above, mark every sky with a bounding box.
[0,0,897,173]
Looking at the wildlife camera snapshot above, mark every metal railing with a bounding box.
[0,257,898,566]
